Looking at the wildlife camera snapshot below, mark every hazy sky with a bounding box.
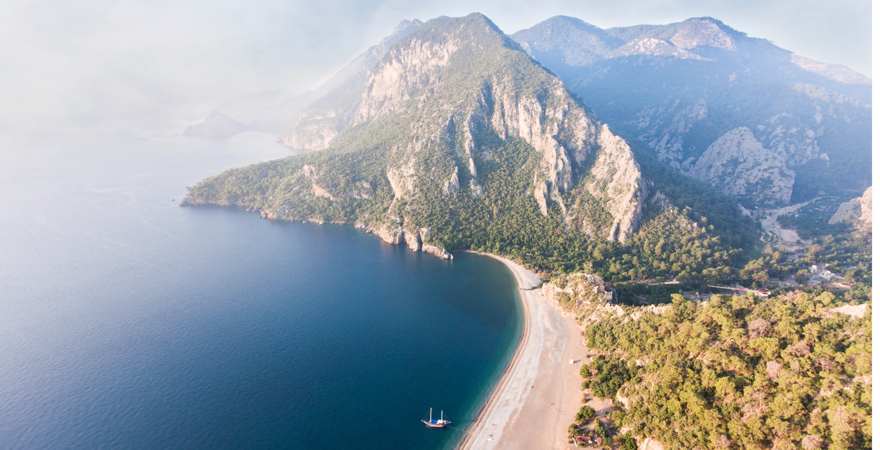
[1,0,871,135]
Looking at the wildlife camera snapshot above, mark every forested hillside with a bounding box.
[567,292,871,449]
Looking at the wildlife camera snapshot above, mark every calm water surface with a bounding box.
[0,132,521,449]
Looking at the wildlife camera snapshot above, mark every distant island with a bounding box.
[184,12,872,449]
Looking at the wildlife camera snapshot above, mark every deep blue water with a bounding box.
[0,132,521,449]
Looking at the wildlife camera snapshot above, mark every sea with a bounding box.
[0,131,522,450]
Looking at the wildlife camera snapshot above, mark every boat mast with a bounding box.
[440,410,444,421]
[429,407,433,422]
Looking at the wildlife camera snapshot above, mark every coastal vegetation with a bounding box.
[187,134,759,284]
[568,292,871,449]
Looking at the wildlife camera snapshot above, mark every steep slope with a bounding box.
[690,127,794,204]
[280,19,423,151]
[185,13,644,262]
[513,16,871,207]
[829,186,872,234]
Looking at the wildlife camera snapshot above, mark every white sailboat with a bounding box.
[421,407,451,429]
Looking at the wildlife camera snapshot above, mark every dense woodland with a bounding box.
[571,292,871,449]
[404,138,760,283]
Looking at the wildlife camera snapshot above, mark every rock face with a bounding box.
[546,272,614,322]
[859,188,872,231]
[578,125,644,241]
[361,222,454,259]
[323,14,644,241]
[829,186,872,233]
[513,16,871,206]
[281,19,423,151]
[690,127,794,206]
[186,13,645,256]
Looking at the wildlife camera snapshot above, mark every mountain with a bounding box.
[183,111,249,139]
[279,19,423,151]
[185,13,647,264]
[513,16,871,207]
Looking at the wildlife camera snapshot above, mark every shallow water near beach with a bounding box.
[0,132,522,450]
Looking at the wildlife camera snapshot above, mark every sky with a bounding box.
[0,0,871,135]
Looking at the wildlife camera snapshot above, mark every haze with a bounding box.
[0,0,871,136]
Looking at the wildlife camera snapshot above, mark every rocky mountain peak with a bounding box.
[350,14,513,124]
[513,14,871,207]
[667,17,739,49]
[344,13,644,241]
[512,16,619,71]
[189,13,647,254]
[603,16,742,51]
[392,18,423,35]
[535,15,610,36]
[412,12,509,44]
[513,15,746,75]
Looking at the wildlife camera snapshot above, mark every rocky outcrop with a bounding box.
[829,186,872,233]
[362,222,453,259]
[546,272,672,325]
[690,127,794,206]
[546,272,613,322]
[583,126,644,241]
[662,17,736,50]
[612,37,704,60]
[353,36,460,124]
[858,187,872,231]
[638,437,665,450]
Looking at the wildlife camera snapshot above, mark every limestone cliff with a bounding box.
[829,186,872,233]
[339,14,644,241]
[690,127,794,206]
[280,19,423,151]
[186,13,645,257]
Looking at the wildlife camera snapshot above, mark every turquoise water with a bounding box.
[0,133,522,449]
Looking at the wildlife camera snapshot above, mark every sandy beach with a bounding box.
[459,252,586,450]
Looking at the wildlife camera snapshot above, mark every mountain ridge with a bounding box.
[513,15,871,207]
[185,13,647,264]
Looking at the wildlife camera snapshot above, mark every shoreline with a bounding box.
[456,251,534,450]
[458,251,585,450]
[179,205,584,447]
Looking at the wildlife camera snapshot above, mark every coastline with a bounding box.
[458,251,585,450]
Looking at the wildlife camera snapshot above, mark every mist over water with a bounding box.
[0,132,521,449]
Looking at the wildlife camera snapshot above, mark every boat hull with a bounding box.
[421,419,450,429]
